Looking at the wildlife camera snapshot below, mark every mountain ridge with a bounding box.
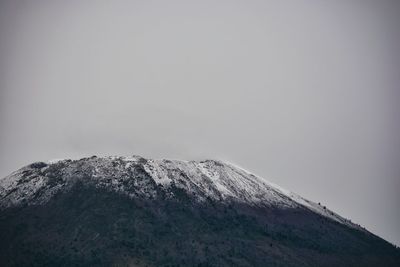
[0,155,361,229]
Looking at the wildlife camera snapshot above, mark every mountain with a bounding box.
[0,156,399,267]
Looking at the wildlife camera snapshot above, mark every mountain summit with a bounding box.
[1,156,399,266]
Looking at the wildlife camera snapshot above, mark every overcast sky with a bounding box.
[0,0,399,245]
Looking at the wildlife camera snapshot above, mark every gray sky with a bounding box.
[0,0,399,245]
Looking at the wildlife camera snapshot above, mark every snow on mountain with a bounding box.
[0,155,359,229]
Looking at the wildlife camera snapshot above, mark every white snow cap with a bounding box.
[0,156,360,230]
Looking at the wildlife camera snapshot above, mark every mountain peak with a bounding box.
[1,155,357,229]
[1,155,399,267]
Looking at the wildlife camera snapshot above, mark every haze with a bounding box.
[0,0,399,245]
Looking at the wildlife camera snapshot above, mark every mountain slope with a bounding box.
[0,156,399,267]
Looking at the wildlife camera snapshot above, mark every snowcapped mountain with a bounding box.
[0,156,355,227]
[0,156,399,267]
